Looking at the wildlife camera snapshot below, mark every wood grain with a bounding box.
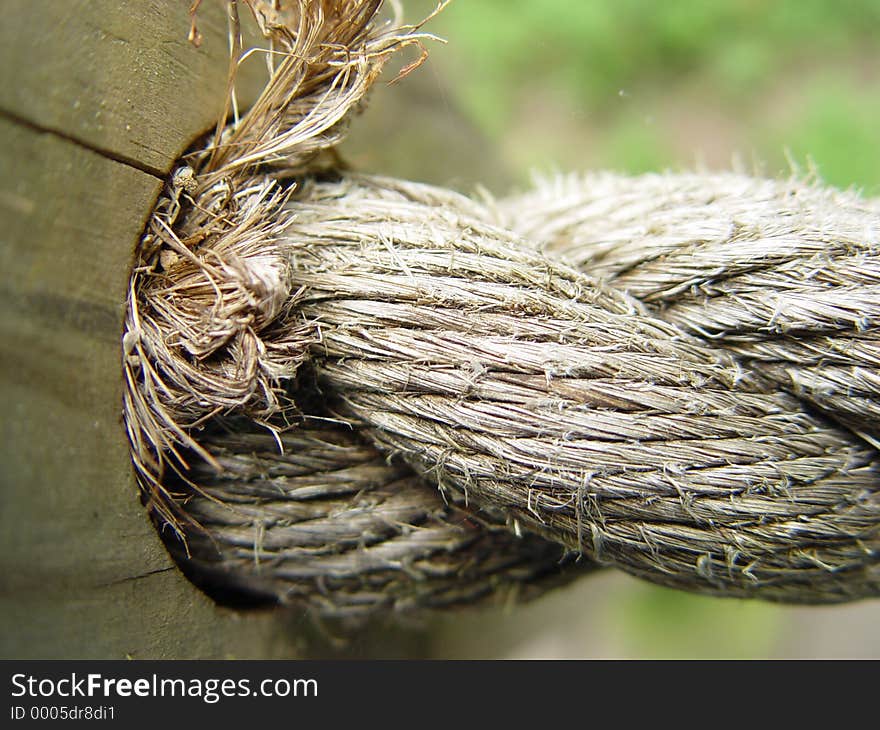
[0,1,304,659]
[0,0,260,174]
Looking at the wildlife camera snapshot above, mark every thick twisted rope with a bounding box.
[175,419,587,619]
[279,174,879,603]
[122,1,879,621]
[501,172,880,449]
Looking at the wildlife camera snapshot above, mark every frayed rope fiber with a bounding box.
[123,1,879,621]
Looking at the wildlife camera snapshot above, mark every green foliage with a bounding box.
[426,0,880,190]
[611,584,780,659]
[760,75,880,193]
[442,0,880,109]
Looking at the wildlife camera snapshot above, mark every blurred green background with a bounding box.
[342,0,880,658]
[347,0,880,194]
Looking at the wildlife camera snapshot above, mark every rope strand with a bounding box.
[123,1,880,618]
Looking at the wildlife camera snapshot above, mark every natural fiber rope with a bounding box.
[175,417,587,619]
[280,174,880,603]
[123,1,879,620]
[500,172,880,449]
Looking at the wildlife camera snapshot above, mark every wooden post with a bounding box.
[0,0,308,659]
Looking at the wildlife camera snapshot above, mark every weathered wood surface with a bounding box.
[0,0,306,659]
[0,0,244,175]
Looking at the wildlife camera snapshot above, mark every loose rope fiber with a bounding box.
[123,1,879,620]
